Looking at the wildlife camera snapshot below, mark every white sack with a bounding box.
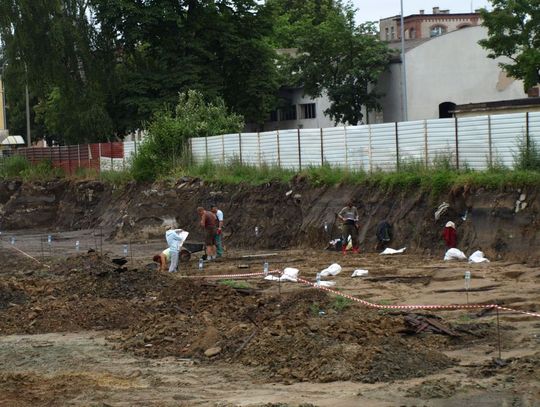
[352,269,369,277]
[264,267,299,282]
[316,280,336,287]
[320,263,342,277]
[380,247,406,255]
[468,250,490,263]
[444,248,467,261]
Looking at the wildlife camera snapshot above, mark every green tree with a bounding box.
[286,3,392,125]
[479,0,540,91]
[131,90,244,181]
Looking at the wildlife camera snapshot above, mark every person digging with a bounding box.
[338,200,360,254]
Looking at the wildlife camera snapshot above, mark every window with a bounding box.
[300,103,316,119]
[280,105,297,121]
[430,25,446,37]
[385,27,389,40]
[268,110,278,122]
[409,28,416,39]
[390,26,395,40]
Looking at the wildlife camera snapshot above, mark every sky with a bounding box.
[352,0,492,23]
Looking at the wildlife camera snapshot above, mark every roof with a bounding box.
[1,135,25,145]
[453,97,540,113]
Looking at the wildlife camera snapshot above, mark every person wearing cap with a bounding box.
[338,200,360,254]
[442,221,457,248]
[211,204,224,258]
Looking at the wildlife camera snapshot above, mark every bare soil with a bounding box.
[0,236,539,406]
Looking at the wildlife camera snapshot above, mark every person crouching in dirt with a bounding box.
[197,207,218,260]
[338,200,360,254]
[165,227,187,273]
[442,221,457,249]
[153,248,171,272]
[211,204,224,258]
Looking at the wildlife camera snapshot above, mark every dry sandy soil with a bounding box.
[0,230,539,406]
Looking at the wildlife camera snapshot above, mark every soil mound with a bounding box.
[0,250,455,383]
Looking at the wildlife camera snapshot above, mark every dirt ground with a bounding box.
[0,231,539,406]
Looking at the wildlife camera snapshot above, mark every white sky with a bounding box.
[352,0,492,23]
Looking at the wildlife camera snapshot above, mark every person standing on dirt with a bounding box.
[197,207,217,260]
[338,200,360,254]
[442,221,457,249]
[166,227,187,273]
[211,204,224,258]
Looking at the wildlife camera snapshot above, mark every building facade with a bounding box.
[377,25,529,123]
[379,6,481,41]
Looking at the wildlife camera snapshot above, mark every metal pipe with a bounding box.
[400,0,408,122]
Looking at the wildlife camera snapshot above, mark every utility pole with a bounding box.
[25,64,31,146]
[400,0,408,122]
[25,83,31,145]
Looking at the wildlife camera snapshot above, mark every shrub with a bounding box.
[0,155,30,178]
[131,90,244,181]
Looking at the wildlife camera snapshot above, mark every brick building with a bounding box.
[379,6,481,42]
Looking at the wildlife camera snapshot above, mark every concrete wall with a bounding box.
[380,26,528,122]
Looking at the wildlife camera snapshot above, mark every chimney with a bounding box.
[419,9,424,14]
[433,6,440,14]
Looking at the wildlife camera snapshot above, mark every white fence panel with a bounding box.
[190,114,537,171]
[191,138,206,163]
[205,135,223,163]
[529,112,540,146]
[259,131,279,165]
[457,116,490,170]
[490,113,526,168]
[345,125,370,171]
[397,120,425,164]
[239,132,259,166]
[279,129,300,169]
[426,118,456,165]
[322,127,346,166]
[223,134,240,163]
[370,123,396,171]
[300,128,322,167]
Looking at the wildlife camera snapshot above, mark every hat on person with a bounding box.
[445,221,456,229]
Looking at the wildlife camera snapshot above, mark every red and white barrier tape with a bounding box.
[293,276,540,319]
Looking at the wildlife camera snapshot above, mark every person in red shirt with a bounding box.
[197,207,217,260]
[442,221,457,248]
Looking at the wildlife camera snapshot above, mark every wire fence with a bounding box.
[191,112,540,171]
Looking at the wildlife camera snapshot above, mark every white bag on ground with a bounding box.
[444,248,467,261]
[317,280,336,287]
[264,267,299,282]
[469,250,490,263]
[380,247,406,255]
[320,263,342,277]
[352,269,369,277]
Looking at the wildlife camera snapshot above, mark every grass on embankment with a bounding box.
[3,155,540,191]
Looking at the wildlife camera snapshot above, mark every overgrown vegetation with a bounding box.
[131,90,244,182]
[3,139,540,192]
[0,156,63,181]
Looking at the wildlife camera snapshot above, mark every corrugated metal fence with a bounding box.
[191,112,540,171]
[12,141,139,175]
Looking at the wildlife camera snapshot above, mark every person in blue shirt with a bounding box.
[211,204,224,258]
